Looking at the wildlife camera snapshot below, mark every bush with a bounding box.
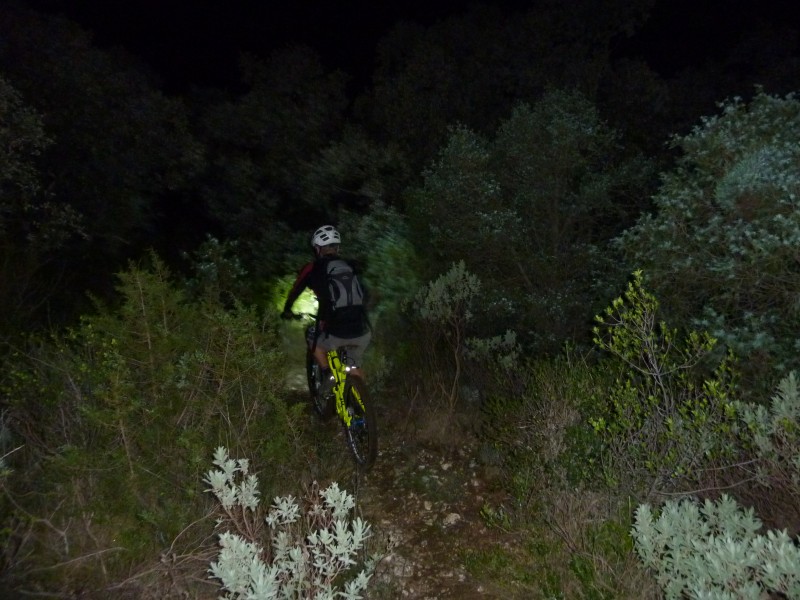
[479,351,603,498]
[412,260,481,411]
[205,447,375,599]
[733,371,800,498]
[0,256,309,594]
[617,91,800,395]
[722,371,800,530]
[632,494,800,599]
[590,271,738,496]
[475,351,659,599]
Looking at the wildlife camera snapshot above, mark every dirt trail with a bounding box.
[282,325,516,599]
[357,434,513,599]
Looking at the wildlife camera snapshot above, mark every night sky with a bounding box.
[16,0,530,90]
[16,0,800,92]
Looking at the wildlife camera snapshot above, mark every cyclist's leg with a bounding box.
[312,334,337,402]
[323,331,372,379]
[310,329,330,370]
[313,344,328,369]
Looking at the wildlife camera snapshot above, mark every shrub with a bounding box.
[617,91,800,395]
[479,351,603,497]
[181,234,249,305]
[0,256,309,594]
[412,260,481,411]
[590,271,738,496]
[205,447,375,599]
[475,352,659,600]
[632,494,800,599]
[733,371,800,497]
[723,371,800,529]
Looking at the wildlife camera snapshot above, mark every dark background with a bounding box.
[2,0,799,338]
[17,0,800,91]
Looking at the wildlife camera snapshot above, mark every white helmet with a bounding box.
[311,225,341,247]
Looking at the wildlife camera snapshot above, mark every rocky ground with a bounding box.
[297,385,530,600]
[283,331,524,599]
[358,438,515,599]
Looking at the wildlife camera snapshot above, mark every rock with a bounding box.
[443,512,462,527]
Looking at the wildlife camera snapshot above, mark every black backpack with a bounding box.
[320,258,368,337]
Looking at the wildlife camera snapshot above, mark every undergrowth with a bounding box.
[0,256,312,596]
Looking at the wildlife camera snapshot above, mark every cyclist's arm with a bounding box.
[283,262,314,315]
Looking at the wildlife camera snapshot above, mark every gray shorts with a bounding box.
[315,330,372,367]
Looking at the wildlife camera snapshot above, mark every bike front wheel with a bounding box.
[342,376,377,470]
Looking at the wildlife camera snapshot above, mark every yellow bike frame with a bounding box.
[326,348,363,427]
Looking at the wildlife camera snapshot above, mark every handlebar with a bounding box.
[282,311,316,321]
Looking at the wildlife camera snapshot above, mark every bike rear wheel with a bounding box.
[306,349,334,420]
[342,376,377,469]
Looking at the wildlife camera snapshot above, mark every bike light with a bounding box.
[294,289,318,314]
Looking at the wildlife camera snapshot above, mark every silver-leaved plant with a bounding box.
[205,447,375,599]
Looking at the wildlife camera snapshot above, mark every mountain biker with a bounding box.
[281,225,371,382]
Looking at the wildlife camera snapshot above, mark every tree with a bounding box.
[0,6,204,323]
[617,91,800,394]
[0,75,83,340]
[194,47,350,280]
[360,0,654,174]
[300,126,411,215]
[408,90,653,350]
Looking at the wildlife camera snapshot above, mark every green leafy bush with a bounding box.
[0,256,309,593]
[590,271,738,495]
[407,90,652,351]
[479,352,603,496]
[474,347,660,600]
[206,447,375,599]
[632,494,800,599]
[731,371,800,511]
[617,91,800,395]
[181,234,249,305]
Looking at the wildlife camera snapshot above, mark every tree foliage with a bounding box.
[0,6,204,326]
[0,257,308,593]
[0,75,84,340]
[733,371,800,500]
[408,90,652,350]
[362,0,654,173]
[194,47,350,280]
[617,91,800,393]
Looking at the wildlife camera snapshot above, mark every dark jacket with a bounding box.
[283,256,369,338]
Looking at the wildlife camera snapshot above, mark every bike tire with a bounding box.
[342,376,378,470]
[306,349,334,420]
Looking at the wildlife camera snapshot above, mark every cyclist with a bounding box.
[281,225,371,384]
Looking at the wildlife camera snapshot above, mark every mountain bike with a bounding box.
[300,317,378,470]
